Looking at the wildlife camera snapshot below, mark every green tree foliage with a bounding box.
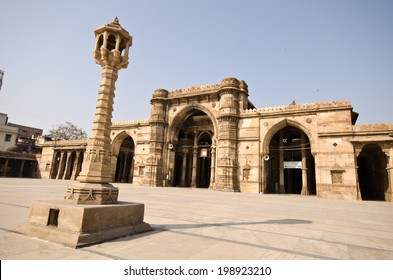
[47,122,87,140]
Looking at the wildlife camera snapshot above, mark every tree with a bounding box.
[47,121,87,140]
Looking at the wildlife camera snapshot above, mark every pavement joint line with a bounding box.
[163,227,335,260]
[147,216,393,254]
[79,248,127,260]
[0,202,30,209]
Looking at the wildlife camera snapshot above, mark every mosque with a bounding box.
[37,76,393,202]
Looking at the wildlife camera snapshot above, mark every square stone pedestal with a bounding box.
[13,200,151,248]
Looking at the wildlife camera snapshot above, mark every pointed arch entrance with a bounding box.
[114,135,135,183]
[172,109,214,188]
[266,125,316,195]
[357,144,388,201]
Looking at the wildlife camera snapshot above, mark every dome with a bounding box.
[152,89,169,99]
[219,77,240,90]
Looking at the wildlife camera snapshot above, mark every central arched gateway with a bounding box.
[265,125,316,195]
[171,109,214,188]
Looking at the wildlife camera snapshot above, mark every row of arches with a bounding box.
[0,157,38,178]
[50,150,84,180]
[49,137,135,183]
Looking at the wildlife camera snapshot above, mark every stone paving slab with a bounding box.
[0,178,393,260]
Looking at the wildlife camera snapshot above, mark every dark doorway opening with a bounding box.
[266,125,316,195]
[173,109,213,188]
[357,144,387,201]
[115,136,135,183]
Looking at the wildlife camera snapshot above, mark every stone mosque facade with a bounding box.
[38,77,393,202]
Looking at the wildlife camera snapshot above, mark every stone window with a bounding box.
[4,134,12,142]
[45,162,51,172]
[139,166,144,176]
[47,208,59,227]
[243,163,251,181]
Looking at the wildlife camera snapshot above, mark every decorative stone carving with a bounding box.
[354,123,393,131]
[332,171,343,184]
[169,83,220,96]
[330,163,345,185]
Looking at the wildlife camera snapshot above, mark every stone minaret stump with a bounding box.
[13,18,151,247]
[65,17,132,204]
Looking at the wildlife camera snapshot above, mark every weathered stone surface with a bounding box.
[13,200,151,248]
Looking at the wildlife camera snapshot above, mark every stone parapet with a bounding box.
[41,139,87,147]
[112,119,149,127]
[168,83,220,96]
[353,123,393,131]
[242,100,352,115]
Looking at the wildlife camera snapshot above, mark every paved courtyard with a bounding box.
[0,178,393,260]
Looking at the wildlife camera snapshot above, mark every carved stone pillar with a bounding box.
[71,151,81,180]
[66,17,132,204]
[57,152,67,180]
[1,158,9,177]
[75,64,118,184]
[301,133,309,195]
[129,155,134,183]
[14,18,151,248]
[191,130,198,188]
[121,153,129,182]
[385,147,393,202]
[63,152,72,180]
[181,149,188,186]
[18,160,26,178]
[279,131,285,193]
[209,143,216,188]
[49,152,58,179]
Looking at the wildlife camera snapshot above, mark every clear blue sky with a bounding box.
[0,0,392,134]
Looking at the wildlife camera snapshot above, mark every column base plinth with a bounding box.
[65,182,119,205]
[13,200,151,248]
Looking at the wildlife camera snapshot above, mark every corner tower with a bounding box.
[146,89,169,187]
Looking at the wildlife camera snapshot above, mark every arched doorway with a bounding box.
[357,144,388,201]
[172,109,213,188]
[266,125,316,194]
[196,131,212,188]
[114,136,135,183]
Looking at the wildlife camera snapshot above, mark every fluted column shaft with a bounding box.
[77,66,118,184]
